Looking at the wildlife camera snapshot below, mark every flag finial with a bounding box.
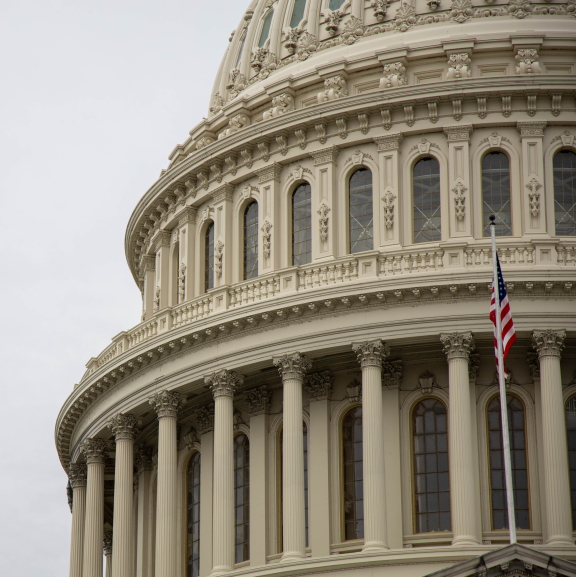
[489,214,496,224]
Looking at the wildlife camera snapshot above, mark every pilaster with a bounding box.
[153,230,171,311]
[141,255,156,321]
[68,463,88,577]
[177,206,197,301]
[211,184,234,287]
[135,446,153,577]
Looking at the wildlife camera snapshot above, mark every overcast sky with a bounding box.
[0,1,246,575]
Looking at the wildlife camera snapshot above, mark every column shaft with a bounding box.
[69,485,87,577]
[83,461,105,577]
[136,469,152,577]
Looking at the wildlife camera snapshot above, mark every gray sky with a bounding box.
[0,1,245,575]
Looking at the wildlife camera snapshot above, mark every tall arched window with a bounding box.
[553,150,576,236]
[290,0,307,27]
[235,34,246,69]
[234,434,250,563]
[292,183,312,266]
[342,406,363,540]
[349,168,373,253]
[412,398,450,533]
[186,452,201,577]
[258,10,274,47]
[566,394,576,529]
[244,202,258,280]
[205,222,214,292]
[487,394,530,530]
[413,157,441,243]
[329,0,345,9]
[482,152,512,237]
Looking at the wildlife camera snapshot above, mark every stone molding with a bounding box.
[244,386,272,415]
[205,369,244,398]
[135,445,154,473]
[374,133,404,151]
[440,332,475,361]
[382,360,403,388]
[517,121,547,137]
[352,339,390,369]
[80,438,108,465]
[148,390,184,419]
[274,352,312,381]
[255,163,282,183]
[68,463,88,488]
[106,413,141,441]
[532,329,565,359]
[304,370,333,400]
[211,183,235,204]
[309,146,339,166]
[443,125,473,142]
[195,404,215,433]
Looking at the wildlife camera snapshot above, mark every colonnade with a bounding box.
[67,330,573,577]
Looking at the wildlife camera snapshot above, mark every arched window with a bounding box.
[553,150,576,236]
[349,168,373,254]
[292,183,312,266]
[186,452,201,577]
[482,152,512,237]
[258,10,274,47]
[329,0,345,9]
[234,434,250,563]
[342,406,363,540]
[244,202,258,280]
[205,222,214,292]
[235,34,246,69]
[413,157,441,243]
[412,398,450,533]
[566,394,576,529]
[487,394,530,530]
[290,0,307,27]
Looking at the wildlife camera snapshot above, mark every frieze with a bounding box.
[255,163,282,184]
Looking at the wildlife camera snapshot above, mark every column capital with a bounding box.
[533,329,565,359]
[68,463,88,488]
[373,133,404,151]
[195,404,215,434]
[352,340,390,369]
[103,530,113,556]
[304,371,333,400]
[135,446,154,473]
[527,351,540,378]
[382,360,403,388]
[205,369,244,398]
[148,390,184,419]
[274,352,312,381]
[106,413,141,441]
[80,438,108,465]
[244,386,272,415]
[440,332,475,361]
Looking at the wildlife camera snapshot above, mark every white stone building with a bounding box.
[57,0,576,576]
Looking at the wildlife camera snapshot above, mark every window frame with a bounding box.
[552,148,576,237]
[348,166,375,255]
[243,201,259,281]
[291,182,313,266]
[411,156,442,245]
[480,150,513,238]
[257,9,274,48]
[204,221,215,293]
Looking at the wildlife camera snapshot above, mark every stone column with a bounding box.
[205,370,244,575]
[81,438,108,578]
[107,414,141,576]
[68,463,87,577]
[135,447,154,577]
[533,330,574,546]
[352,340,390,553]
[274,352,312,561]
[440,332,479,546]
[149,390,184,577]
[104,530,113,577]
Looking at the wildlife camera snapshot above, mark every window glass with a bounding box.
[234,434,250,563]
[235,35,246,68]
[487,395,530,530]
[412,399,450,533]
[244,202,259,280]
[566,395,576,529]
[258,10,274,47]
[186,453,201,577]
[343,406,364,540]
[292,183,312,266]
[413,158,441,243]
[205,222,214,292]
[329,0,344,9]
[553,150,576,236]
[290,0,307,27]
[349,168,373,254]
[482,152,512,237]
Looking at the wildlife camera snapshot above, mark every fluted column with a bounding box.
[68,463,87,577]
[149,390,184,577]
[104,530,113,577]
[440,332,479,546]
[81,438,108,578]
[205,370,244,575]
[533,330,574,546]
[352,340,389,553]
[274,352,312,562]
[107,414,141,576]
[135,446,154,577]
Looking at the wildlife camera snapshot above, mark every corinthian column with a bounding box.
[68,463,87,577]
[107,413,141,576]
[440,332,479,546]
[352,340,390,553]
[81,438,108,577]
[274,352,312,562]
[532,330,574,546]
[149,390,184,577]
[205,370,244,574]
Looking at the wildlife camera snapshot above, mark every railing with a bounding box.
[229,274,280,307]
[127,319,158,348]
[557,242,576,266]
[379,249,443,276]
[297,258,358,289]
[465,244,535,267]
[97,343,119,368]
[171,296,212,329]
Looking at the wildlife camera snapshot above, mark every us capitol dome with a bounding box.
[57,0,576,576]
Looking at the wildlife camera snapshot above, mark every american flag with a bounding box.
[489,254,516,377]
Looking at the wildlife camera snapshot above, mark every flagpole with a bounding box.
[489,214,517,544]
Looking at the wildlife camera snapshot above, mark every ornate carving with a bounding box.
[444,125,473,141]
[214,240,224,277]
[290,165,311,181]
[245,386,272,415]
[263,93,294,121]
[358,114,369,135]
[178,263,186,302]
[324,10,344,36]
[450,0,473,22]
[149,390,184,419]
[210,92,224,115]
[106,413,141,441]
[374,133,403,151]
[310,146,339,166]
[446,53,472,79]
[219,114,250,139]
[305,370,333,400]
[381,108,392,131]
[317,75,347,103]
[526,178,542,217]
[469,353,480,380]
[283,27,303,54]
[532,330,565,359]
[251,48,278,78]
[515,49,541,74]
[452,181,467,220]
[340,16,365,45]
[205,369,244,398]
[372,0,390,20]
[440,332,475,361]
[336,117,348,139]
[418,369,438,394]
[353,340,390,369]
[195,404,215,434]
[258,220,271,258]
[274,352,312,381]
[379,62,407,88]
[404,105,414,127]
[382,360,403,388]
[226,69,247,99]
[382,190,396,229]
[255,163,282,184]
[517,121,546,137]
[135,446,154,472]
[509,0,532,18]
[317,203,331,241]
[394,2,417,31]
[428,101,438,123]
[68,463,88,488]
[80,438,108,465]
[195,135,214,150]
[103,530,113,556]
